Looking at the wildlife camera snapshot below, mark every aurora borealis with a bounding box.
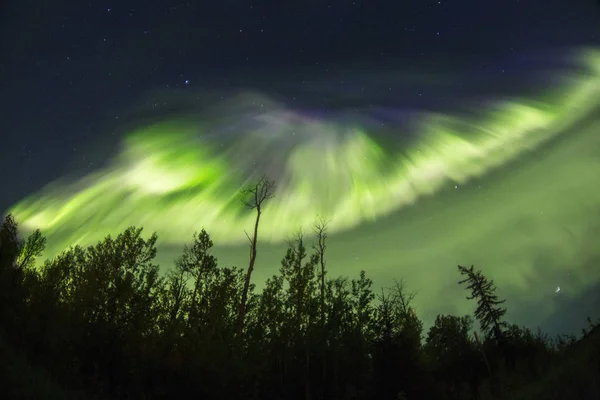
[4,46,600,332]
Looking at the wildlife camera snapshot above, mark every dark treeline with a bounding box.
[0,181,599,400]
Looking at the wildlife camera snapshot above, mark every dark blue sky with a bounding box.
[1,0,599,212]
[1,0,600,335]
[0,0,598,205]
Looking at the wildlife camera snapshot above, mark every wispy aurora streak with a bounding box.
[8,48,600,264]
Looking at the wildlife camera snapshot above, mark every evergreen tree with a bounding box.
[1,212,597,400]
[457,264,507,343]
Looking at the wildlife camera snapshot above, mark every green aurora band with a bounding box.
[7,47,600,331]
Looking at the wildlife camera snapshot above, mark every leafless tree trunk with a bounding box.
[312,218,329,398]
[236,176,275,337]
[313,218,328,329]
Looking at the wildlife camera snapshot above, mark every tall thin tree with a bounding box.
[312,217,329,329]
[311,218,329,400]
[457,265,507,344]
[236,176,275,337]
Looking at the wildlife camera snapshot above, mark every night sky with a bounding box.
[1,0,600,335]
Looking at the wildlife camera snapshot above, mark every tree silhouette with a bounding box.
[1,211,598,400]
[312,217,329,329]
[0,215,47,349]
[425,314,484,398]
[174,229,218,327]
[0,214,21,269]
[15,228,46,270]
[237,176,275,337]
[312,218,329,399]
[280,232,319,400]
[458,264,507,343]
[458,264,516,392]
[371,279,428,400]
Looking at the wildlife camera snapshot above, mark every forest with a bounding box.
[0,178,599,400]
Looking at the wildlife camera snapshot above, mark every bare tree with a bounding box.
[390,279,417,319]
[312,217,329,400]
[236,176,276,337]
[312,217,329,328]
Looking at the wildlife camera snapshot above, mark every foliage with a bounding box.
[458,264,507,341]
[0,213,598,400]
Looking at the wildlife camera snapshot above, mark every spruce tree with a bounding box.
[457,265,507,344]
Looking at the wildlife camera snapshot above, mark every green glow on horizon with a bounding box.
[6,47,600,333]
[8,48,600,261]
